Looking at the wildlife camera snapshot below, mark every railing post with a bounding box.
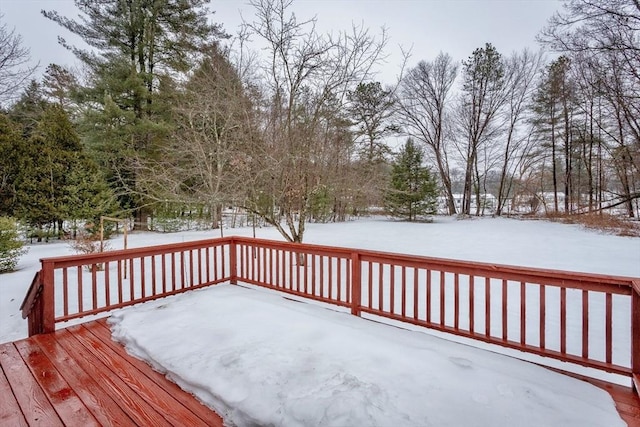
[229,239,238,285]
[40,260,56,334]
[632,280,640,395]
[351,252,361,316]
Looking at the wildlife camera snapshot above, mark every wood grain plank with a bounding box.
[31,332,136,427]
[14,339,99,427]
[92,318,223,426]
[0,362,28,427]
[54,328,172,427]
[0,342,63,426]
[71,323,213,427]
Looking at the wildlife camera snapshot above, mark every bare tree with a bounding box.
[540,0,640,216]
[397,53,458,214]
[137,45,256,227]
[494,49,544,215]
[0,14,36,105]
[242,0,387,242]
[456,43,508,215]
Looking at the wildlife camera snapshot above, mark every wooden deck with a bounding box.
[0,319,223,426]
[1,318,639,426]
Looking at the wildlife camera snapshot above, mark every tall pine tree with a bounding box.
[43,0,227,228]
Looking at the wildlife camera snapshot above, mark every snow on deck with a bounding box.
[109,284,625,427]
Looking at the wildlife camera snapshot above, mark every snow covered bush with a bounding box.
[0,217,27,273]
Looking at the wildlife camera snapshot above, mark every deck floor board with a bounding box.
[0,321,223,427]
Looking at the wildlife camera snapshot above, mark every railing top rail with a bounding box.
[40,237,234,268]
[20,271,41,319]
[230,236,355,257]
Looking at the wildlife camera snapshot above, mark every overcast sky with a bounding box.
[1,0,562,84]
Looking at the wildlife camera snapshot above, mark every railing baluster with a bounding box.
[344,258,350,303]
[413,268,419,321]
[206,247,211,283]
[368,262,373,309]
[401,266,407,318]
[91,264,97,310]
[117,260,123,304]
[379,263,384,312]
[350,252,361,316]
[141,257,146,298]
[129,258,135,299]
[161,255,167,294]
[469,275,475,334]
[560,287,567,354]
[605,293,612,364]
[198,248,203,285]
[63,268,69,317]
[582,290,589,359]
[390,265,396,315]
[151,256,156,296]
[454,273,459,330]
[77,266,83,313]
[171,252,176,292]
[439,271,445,327]
[180,251,186,289]
[540,284,546,350]
[520,281,526,346]
[426,269,431,324]
[502,279,508,341]
[105,262,110,307]
[485,277,491,338]
[319,255,324,298]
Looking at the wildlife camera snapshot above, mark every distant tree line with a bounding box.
[0,0,637,243]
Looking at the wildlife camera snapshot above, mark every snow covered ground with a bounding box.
[1,216,639,425]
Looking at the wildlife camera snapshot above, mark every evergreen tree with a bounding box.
[0,113,22,215]
[43,0,227,228]
[384,139,438,221]
[12,105,118,237]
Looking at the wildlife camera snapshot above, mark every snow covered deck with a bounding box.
[0,318,223,426]
[15,234,640,425]
[2,300,639,426]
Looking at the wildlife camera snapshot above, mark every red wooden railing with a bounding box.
[21,236,640,392]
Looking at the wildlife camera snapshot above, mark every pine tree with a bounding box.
[43,0,227,228]
[13,105,118,237]
[384,139,438,221]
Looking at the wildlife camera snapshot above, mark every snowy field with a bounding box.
[1,216,639,425]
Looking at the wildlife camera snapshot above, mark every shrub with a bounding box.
[69,229,111,271]
[0,217,27,273]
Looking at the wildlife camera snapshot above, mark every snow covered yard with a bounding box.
[1,216,639,425]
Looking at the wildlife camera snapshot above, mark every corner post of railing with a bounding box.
[229,238,238,284]
[350,252,362,316]
[631,280,640,395]
[40,260,56,334]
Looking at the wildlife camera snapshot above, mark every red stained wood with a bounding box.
[0,342,63,426]
[0,363,28,426]
[520,281,526,346]
[540,285,546,350]
[454,273,459,330]
[31,332,135,426]
[1,322,224,427]
[13,339,99,426]
[351,253,361,316]
[469,275,475,334]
